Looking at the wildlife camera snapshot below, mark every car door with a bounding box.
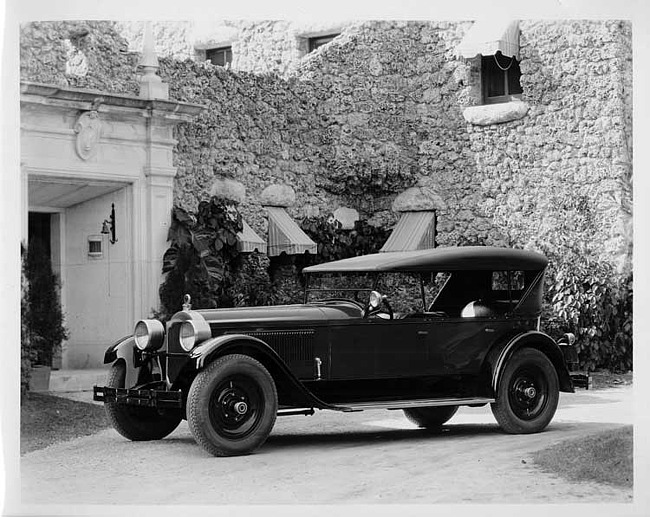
[327,318,432,380]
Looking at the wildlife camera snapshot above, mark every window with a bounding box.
[492,271,525,291]
[308,34,339,52]
[206,46,232,67]
[482,51,522,104]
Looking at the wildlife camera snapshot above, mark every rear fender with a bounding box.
[489,331,574,394]
[189,334,334,410]
[103,336,140,389]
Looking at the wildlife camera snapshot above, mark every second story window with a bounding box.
[308,34,339,53]
[482,51,522,104]
[206,46,232,67]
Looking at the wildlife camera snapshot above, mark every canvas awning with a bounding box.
[266,206,317,256]
[380,211,437,253]
[457,19,520,59]
[237,220,267,254]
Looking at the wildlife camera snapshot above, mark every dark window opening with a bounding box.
[308,34,339,53]
[28,212,51,259]
[481,51,522,104]
[206,46,232,66]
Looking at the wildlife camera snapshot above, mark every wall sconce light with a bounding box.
[101,203,118,244]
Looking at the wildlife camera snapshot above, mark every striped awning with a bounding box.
[457,19,520,59]
[237,220,267,254]
[380,211,437,253]
[266,207,317,257]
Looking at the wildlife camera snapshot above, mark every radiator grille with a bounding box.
[243,329,315,364]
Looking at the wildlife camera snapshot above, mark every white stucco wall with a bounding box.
[21,83,202,369]
[62,188,132,368]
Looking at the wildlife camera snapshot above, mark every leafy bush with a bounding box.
[21,245,36,398]
[543,254,632,372]
[502,191,633,372]
[228,252,288,307]
[300,214,390,264]
[159,197,244,317]
[25,240,68,368]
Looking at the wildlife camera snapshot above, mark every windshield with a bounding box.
[306,272,450,314]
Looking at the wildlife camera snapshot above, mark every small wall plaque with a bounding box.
[88,235,103,258]
[74,110,102,160]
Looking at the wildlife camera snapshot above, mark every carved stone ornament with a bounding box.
[74,110,102,160]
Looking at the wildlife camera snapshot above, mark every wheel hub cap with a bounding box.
[524,386,537,399]
[234,401,248,415]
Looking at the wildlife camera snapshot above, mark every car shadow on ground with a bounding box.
[263,420,622,452]
[159,420,621,457]
[262,422,593,451]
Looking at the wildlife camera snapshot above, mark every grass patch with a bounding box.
[533,426,633,488]
[20,392,109,455]
[590,370,633,390]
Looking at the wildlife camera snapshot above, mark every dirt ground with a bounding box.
[15,385,635,510]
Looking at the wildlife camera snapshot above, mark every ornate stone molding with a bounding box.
[74,110,102,160]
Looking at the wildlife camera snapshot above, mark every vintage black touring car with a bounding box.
[94,246,587,457]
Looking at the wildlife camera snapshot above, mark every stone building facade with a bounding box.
[19,19,632,368]
[114,19,632,272]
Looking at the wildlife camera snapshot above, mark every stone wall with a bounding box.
[20,19,633,273]
[299,21,475,232]
[294,19,632,271]
[158,60,338,234]
[462,20,633,270]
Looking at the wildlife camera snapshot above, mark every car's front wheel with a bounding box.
[187,354,278,457]
[491,347,559,434]
[403,405,458,428]
[105,361,182,441]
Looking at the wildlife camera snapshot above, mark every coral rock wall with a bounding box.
[20,19,632,273]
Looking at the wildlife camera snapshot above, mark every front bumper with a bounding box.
[93,386,183,408]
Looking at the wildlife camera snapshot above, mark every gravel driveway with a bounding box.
[19,386,633,507]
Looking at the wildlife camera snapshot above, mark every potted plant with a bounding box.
[24,240,68,392]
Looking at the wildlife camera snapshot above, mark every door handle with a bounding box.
[417,330,429,336]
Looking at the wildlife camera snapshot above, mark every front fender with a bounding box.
[190,334,276,368]
[490,331,574,394]
[189,334,337,410]
[103,335,140,389]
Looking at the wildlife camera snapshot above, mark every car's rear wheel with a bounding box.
[491,347,559,434]
[403,405,458,428]
[105,361,182,441]
[187,354,278,457]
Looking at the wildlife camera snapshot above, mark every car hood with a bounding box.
[173,301,363,327]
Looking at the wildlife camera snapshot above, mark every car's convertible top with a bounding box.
[303,246,548,274]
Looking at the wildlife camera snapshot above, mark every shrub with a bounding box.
[543,253,632,372]
[25,239,68,368]
[159,197,243,317]
[300,214,390,264]
[20,245,36,398]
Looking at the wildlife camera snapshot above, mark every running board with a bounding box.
[332,397,495,412]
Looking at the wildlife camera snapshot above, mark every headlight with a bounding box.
[134,319,165,351]
[368,290,383,310]
[180,321,200,352]
[562,332,576,346]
